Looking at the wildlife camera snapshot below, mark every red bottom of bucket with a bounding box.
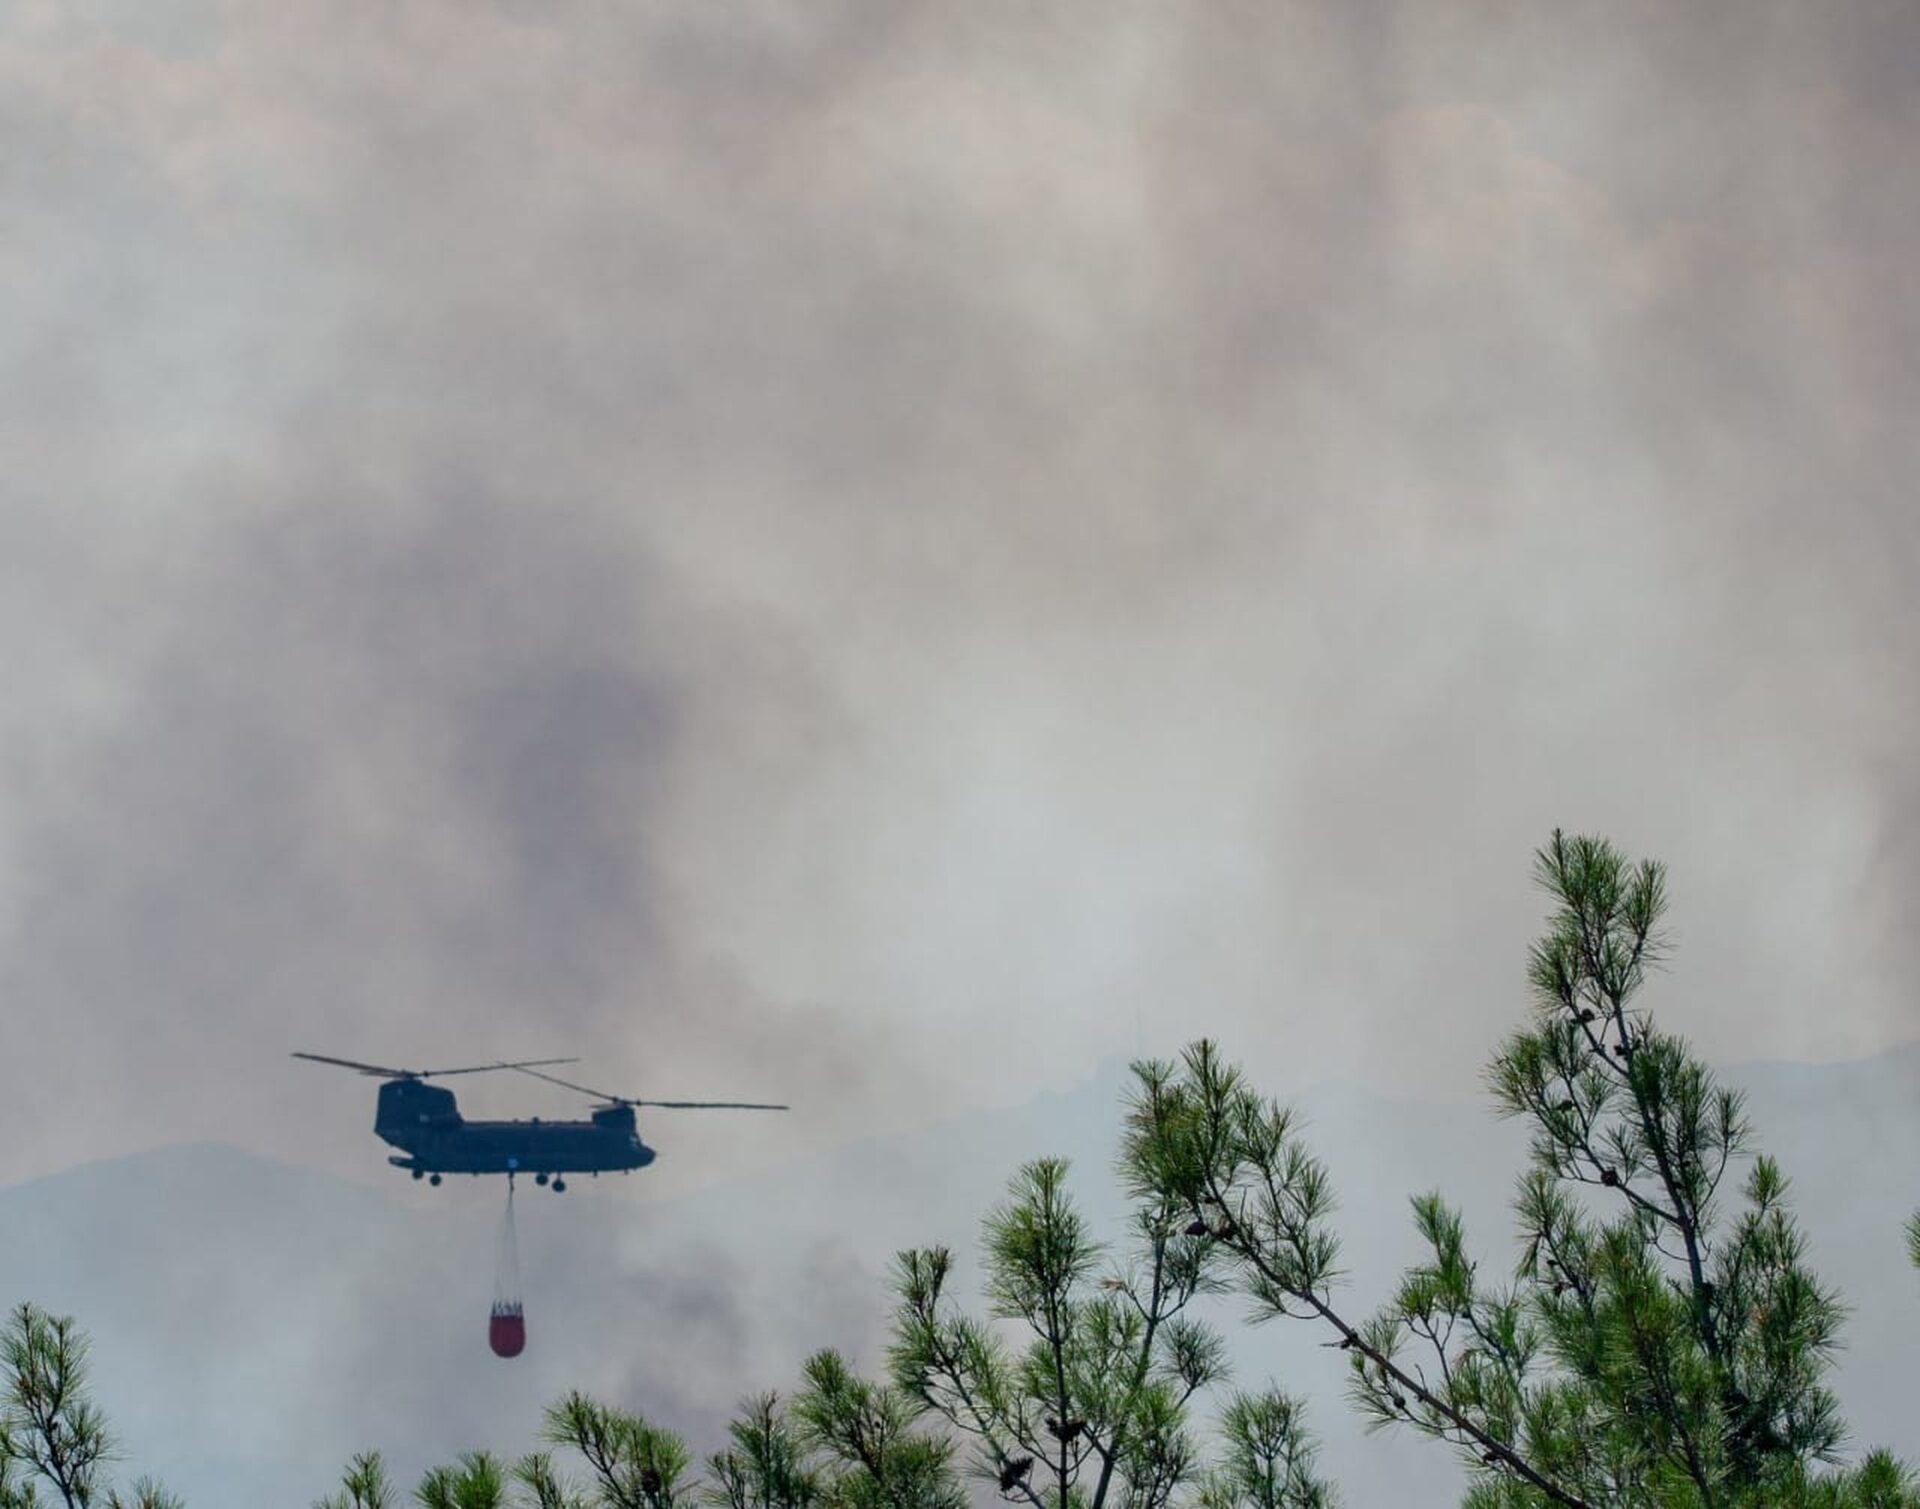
[489,1305,525,1358]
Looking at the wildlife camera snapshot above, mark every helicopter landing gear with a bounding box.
[551,1178,567,1193]
[412,1168,424,1180]
[534,1172,549,1187]
[429,1173,442,1187]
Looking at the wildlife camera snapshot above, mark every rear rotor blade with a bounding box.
[508,1065,625,1100]
[634,1100,789,1111]
[507,1065,786,1110]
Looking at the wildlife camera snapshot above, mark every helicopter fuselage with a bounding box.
[375,1078,655,1178]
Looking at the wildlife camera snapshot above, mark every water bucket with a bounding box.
[488,1299,525,1358]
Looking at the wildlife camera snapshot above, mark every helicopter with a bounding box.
[293,1052,788,1192]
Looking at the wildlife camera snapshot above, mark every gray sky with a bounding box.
[3,0,1917,1190]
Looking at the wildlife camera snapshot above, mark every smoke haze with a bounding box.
[3,0,1915,1251]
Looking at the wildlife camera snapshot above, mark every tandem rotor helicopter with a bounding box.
[293,1052,788,1192]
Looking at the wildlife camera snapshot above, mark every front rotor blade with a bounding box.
[418,1057,581,1078]
[291,1051,410,1077]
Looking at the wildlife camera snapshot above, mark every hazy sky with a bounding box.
[4,0,1917,1189]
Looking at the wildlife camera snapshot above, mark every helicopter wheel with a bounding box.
[411,1168,423,1181]
[428,1173,442,1187]
[552,1178,567,1193]
[535,1172,549,1186]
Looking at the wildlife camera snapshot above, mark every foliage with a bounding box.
[416,1453,512,1509]
[538,1391,697,1509]
[0,1303,182,1509]
[314,1451,396,1509]
[1196,1391,1336,1509]
[310,1362,964,1509]
[1123,831,1920,1508]
[706,1394,818,1509]
[787,1351,965,1509]
[888,1155,1335,1509]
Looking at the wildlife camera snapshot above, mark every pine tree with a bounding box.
[707,1394,819,1509]
[0,1302,181,1509]
[1122,831,1920,1509]
[387,1365,964,1509]
[527,1392,696,1509]
[415,1452,513,1509]
[1197,1391,1336,1509]
[887,1155,1336,1509]
[313,1451,396,1509]
[788,1349,966,1509]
